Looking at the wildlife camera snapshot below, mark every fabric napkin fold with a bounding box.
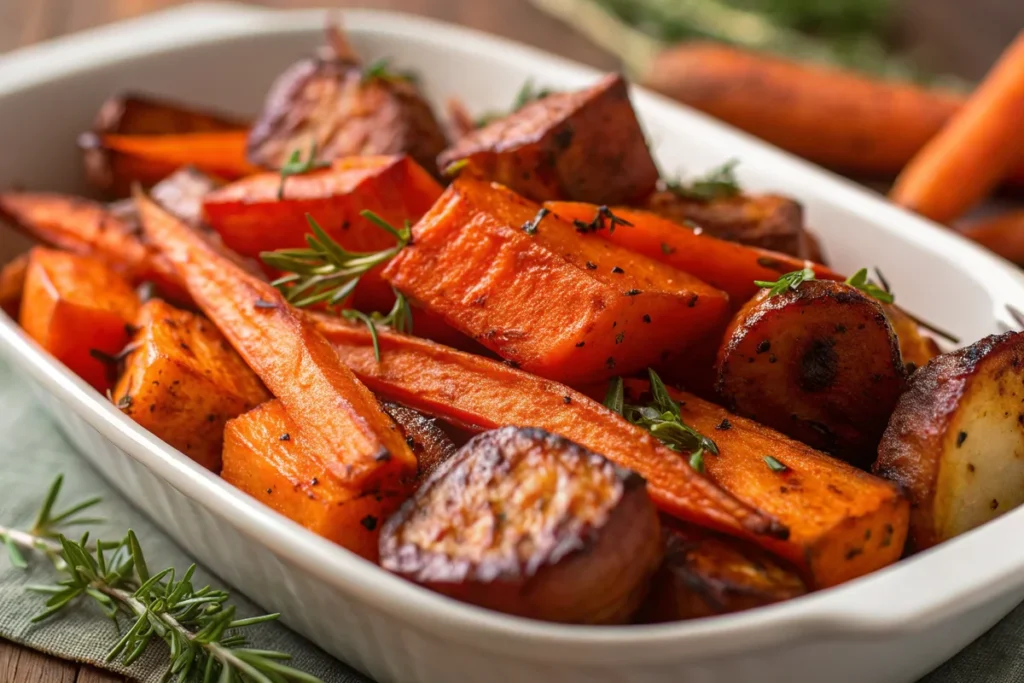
[0,354,1021,683]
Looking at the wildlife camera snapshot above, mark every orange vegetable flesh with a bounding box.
[96,131,259,184]
[19,248,139,391]
[313,314,786,542]
[0,253,28,318]
[383,178,731,384]
[136,193,416,491]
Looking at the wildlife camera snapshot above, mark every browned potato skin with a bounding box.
[639,524,807,622]
[113,299,270,471]
[247,57,447,174]
[885,304,941,372]
[438,74,659,205]
[109,166,224,228]
[875,332,1024,551]
[380,401,457,485]
[381,426,662,624]
[644,190,821,261]
[716,280,906,468]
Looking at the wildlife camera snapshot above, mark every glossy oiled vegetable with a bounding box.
[884,304,941,371]
[716,280,906,467]
[545,202,838,305]
[0,253,28,318]
[113,299,270,471]
[439,74,659,205]
[875,332,1024,551]
[639,525,806,621]
[381,401,457,485]
[314,314,786,542]
[136,192,417,492]
[19,248,139,391]
[621,380,909,589]
[383,178,731,384]
[380,426,662,623]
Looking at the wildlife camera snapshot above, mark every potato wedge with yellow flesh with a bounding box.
[639,524,806,621]
[875,331,1024,551]
[716,280,906,467]
[381,426,662,624]
[438,74,659,205]
[113,299,270,471]
[0,253,28,318]
[885,304,941,372]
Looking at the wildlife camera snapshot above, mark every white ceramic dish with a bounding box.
[3,4,1024,682]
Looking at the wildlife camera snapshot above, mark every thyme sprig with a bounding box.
[1,476,322,683]
[665,159,742,202]
[846,268,894,304]
[754,267,816,297]
[361,57,418,85]
[604,370,718,473]
[277,141,330,199]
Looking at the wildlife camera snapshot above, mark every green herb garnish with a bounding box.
[846,267,895,304]
[361,57,418,85]
[754,267,816,297]
[666,159,742,202]
[475,79,556,127]
[342,289,413,362]
[444,159,470,177]
[764,455,789,472]
[277,141,330,199]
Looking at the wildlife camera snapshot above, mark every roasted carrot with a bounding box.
[622,380,909,589]
[136,192,416,491]
[545,202,840,305]
[19,248,139,391]
[960,210,1024,264]
[892,32,1024,223]
[383,178,731,384]
[0,253,28,318]
[312,313,786,543]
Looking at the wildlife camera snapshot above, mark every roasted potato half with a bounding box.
[438,74,659,205]
[381,401,457,485]
[716,279,906,467]
[884,304,941,372]
[875,332,1024,551]
[639,524,807,622]
[381,426,662,624]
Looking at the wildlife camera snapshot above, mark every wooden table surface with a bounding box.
[1,0,1021,681]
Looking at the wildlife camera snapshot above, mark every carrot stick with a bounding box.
[311,313,787,543]
[960,210,1024,264]
[891,32,1024,223]
[136,192,416,490]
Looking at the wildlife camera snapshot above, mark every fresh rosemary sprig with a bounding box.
[1,475,322,683]
[474,79,556,127]
[277,141,330,199]
[846,267,895,304]
[665,159,742,202]
[343,290,413,362]
[754,267,816,297]
[604,370,718,473]
[361,57,418,85]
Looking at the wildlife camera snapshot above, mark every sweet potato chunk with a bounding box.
[113,299,269,471]
[19,248,139,390]
[222,399,401,561]
[439,74,658,204]
[639,524,806,621]
[381,426,662,623]
[875,332,1024,551]
[645,190,819,260]
[0,253,28,318]
[383,178,731,384]
[716,280,906,467]
[382,401,456,484]
[620,379,909,588]
[314,314,784,542]
[247,50,446,173]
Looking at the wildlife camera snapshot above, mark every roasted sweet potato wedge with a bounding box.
[19,248,139,391]
[620,379,909,588]
[113,299,269,471]
[875,332,1024,551]
[222,399,402,561]
[885,304,941,372]
[645,190,819,260]
[438,74,658,205]
[639,524,806,621]
[246,47,446,173]
[0,253,28,318]
[381,426,662,623]
[83,93,248,196]
[383,178,731,384]
[716,280,906,467]
[136,193,417,493]
[381,401,457,485]
[314,314,785,542]
[545,202,839,305]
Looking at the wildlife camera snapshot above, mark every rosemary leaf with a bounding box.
[754,267,816,297]
[666,159,742,202]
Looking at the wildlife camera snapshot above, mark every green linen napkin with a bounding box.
[0,355,1021,683]
[0,357,371,683]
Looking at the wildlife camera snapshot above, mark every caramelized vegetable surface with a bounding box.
[19,248,139,391]
[382,401,457,485]
[384,178,731,384]
[113,299,269,471]
[875,332,1024,551]
[0,253,28,318]
[716,280,906,467]
[381,426,662,623]
[438,74,658,205]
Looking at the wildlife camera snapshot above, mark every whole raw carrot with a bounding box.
[960,210,1024,264]
[891,32,1024,223]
